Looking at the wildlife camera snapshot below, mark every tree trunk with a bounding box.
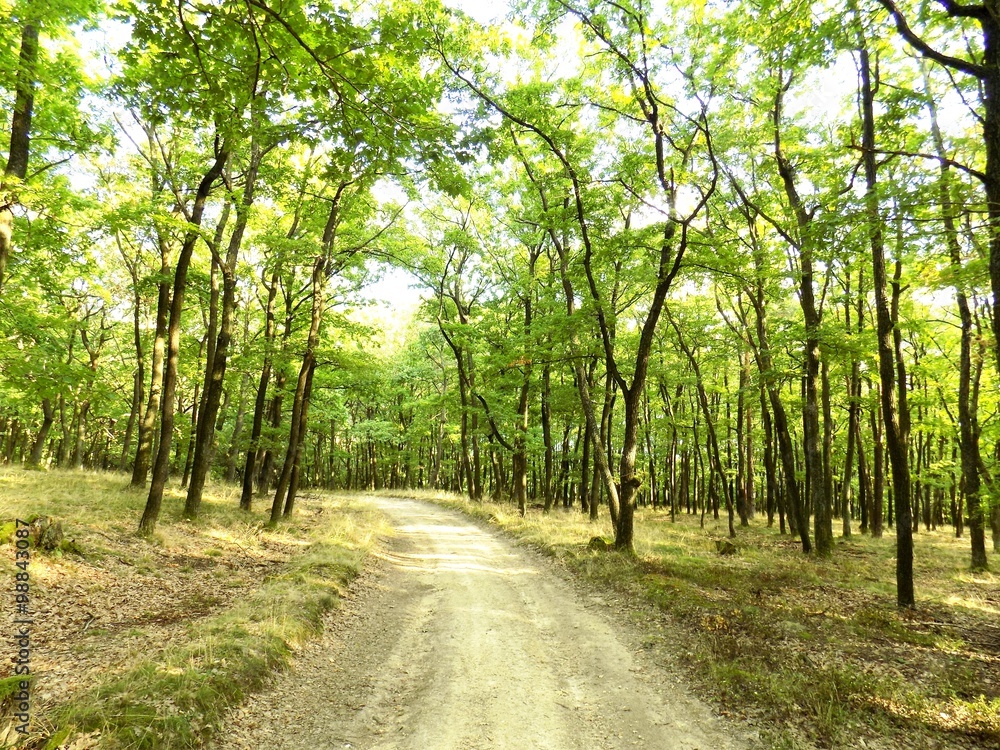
[774,84,829,556]
[513,279,532,515]
[131,234,171,487]
[736,350,750,526]
[27,398,53,467]
[139,145,229,536]
[271,185,346,523]
[119,263,146,472]
[0,21,39,298]
[186,145,262,518]
[670,314,736,538]
[283,361,316,517]
[861,47,913,605]
[226,373,250,483]
[541,361,554,511]
[924,72,988,569]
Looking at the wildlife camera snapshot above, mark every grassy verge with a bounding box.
[396,489,1000,750]
[0,467,388,750]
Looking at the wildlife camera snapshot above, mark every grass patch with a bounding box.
[404,490,1000,750]
[0,468,388,749]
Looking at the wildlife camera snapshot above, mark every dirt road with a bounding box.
[215,497,750,750]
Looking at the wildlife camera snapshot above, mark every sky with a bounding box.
[361,0,510,317]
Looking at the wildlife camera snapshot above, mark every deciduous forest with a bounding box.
[1,0,1000,745]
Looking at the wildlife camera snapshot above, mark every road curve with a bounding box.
[215,497,749,750]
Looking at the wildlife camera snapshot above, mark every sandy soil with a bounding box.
[213,497,752,750]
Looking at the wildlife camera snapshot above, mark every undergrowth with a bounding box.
[50,540,368,749]
[0,468,387,750]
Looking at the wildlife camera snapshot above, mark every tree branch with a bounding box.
[876,0,989,77]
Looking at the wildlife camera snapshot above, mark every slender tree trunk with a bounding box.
[870,396,886,536]
[746,275,810,551]
[821,358,835,532]
[760,387,776,528]
[186,146,262,517]
[131,236,171,487]
[774,86,829,556]
[597,371,619,526]
[736,351,749,526]
[27,399,53,467]
[283,361,316,517]
[119,266,146,472]
[181,356,202,489]
[0,20,39,298]
[861,47,913,605]
[671,314,736,538]
[513,270,533,515]
[541,361,554,511]
[842,366,860,538]
[923,74,988,569]
[271,185,345,522]
[258,291,294,496]
[139,145,229,536]
[226,373,249,483]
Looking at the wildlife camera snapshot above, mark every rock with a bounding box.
[588,536,611,551]
[715,539,737,556]
[29,516,64,551]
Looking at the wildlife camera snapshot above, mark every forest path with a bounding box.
[214,497,749,750]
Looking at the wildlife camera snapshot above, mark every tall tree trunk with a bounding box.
[861,46,914,605]
[774,82,829,556]
[131,232,171,487]
[27,399,53,467]
[821,358,835,532]
[512,253,536,516]
[541,360,554,511]
[842,267,864,538]
[598,371,618,527]
[283,361,316,517]
[924,71,988,570]
[760,387,777,529]
[258,287,295,496]
[842,366,860,539]
[119,258,146,472]
[736,349,750,526]
[186,145,262,518]
[181,350,202,489]
[139,145,229,536]
[226,373,250,483]
[271,185,346,523]
[671,315,736,538]
[743,250,810,551]
[0,20,39,298]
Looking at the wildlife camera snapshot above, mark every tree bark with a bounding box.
[773,82,829,556]
[924,70,988,569]
[139,144,229,536]
[186,144,262,518]
[27,398,53,467]
[670,313,736,538]
[271,184,346,523]
[0,20,39,298]
[860,46,914,605]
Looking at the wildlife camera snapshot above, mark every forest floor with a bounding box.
[413,491,1000,750]
[0,466,388,749]
[212,495,752,750]
[2,469,996,750]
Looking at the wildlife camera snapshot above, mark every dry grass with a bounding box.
[0,467,388,749]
